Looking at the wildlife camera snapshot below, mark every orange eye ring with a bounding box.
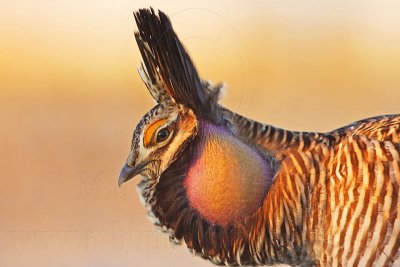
[143,118,167,147]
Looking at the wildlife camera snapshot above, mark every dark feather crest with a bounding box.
[134,8,223,121]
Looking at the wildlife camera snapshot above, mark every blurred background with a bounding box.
[1,1,400,266]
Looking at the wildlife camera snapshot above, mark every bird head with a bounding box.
[118,103,198,185]
[118,8,223,186]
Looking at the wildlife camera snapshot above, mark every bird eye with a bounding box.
[156,128,170,143]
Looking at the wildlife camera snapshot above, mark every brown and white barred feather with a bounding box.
[224,112,400,266]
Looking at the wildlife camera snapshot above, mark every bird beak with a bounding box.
[118,162,147,187]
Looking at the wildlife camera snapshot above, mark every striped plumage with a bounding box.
[118,8,400,266]
[225,112,400,266]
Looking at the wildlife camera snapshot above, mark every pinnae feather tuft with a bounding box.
[134,8,223,122]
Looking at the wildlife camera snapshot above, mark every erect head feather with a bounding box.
[134,8,224,122]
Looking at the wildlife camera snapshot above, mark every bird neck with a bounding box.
[221,107,331,157]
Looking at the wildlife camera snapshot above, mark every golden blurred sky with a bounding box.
[0,1,400,267]
[1,1,400,128]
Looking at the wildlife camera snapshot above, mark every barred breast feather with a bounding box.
[224,112,400,266]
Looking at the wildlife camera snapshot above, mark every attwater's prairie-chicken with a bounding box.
[118,8,400,266]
